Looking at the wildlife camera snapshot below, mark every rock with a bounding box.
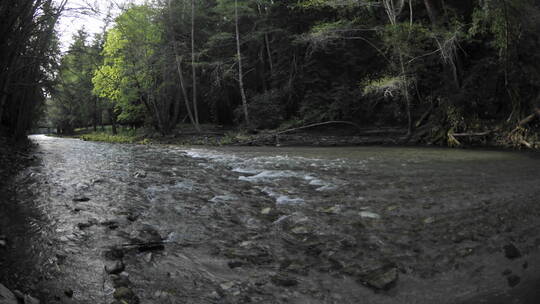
[153,290,170,299]
[0,240,6,248]
[290,226,310,235]
[134,170,147,178]
[143,253,152,263]
[423,217,435,224]
[133,225,162,244]
[12,290,24,300]
[359,266,398,290]
[113,287,139,304]
[100,220,119,230]
[270,274,298,287]
[110,274,130,288]
[507,274,521,287]
[359,211,381,219]
[103,247,124,260]
[227,260,244,269]
[23,295,40,304]
[126,213,140,222]
[261,207,272,215]
[319,205,342,214]
[72,196,90,202]
[503,243,521,260]
[105,261,125,275]
[64,289,73,298]
[0,283,17,304]
[502,269,512,276]
[77,222,94,230]
[219,281,236,291]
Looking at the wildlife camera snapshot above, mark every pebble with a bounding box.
[359,266,398,290]
[261,207,272,215]
[110,274,131,288]
[72,196,90,202]
[23,295,40,304]
[503,243,521,259]
[507,274,521,287]
[113,287,139,304]
[359,211,381,219]
[227,260,244,269]
[270,274,298,287]
[105,261,125,274]
[64,289,73,298]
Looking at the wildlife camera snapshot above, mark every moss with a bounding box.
[78,132,138,144]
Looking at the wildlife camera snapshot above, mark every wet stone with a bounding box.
[23,295,40,304]
[72,196,90,202]
[134,170,147,178]
[126,213,140,222]
[359,266,398,290]
[105,260,125,275]
[110,274,131,288]
[77,222,94,230]
[100,220,120,230]
[103,247,125,260]
[227,260,244,269]
[270,274,299,287]
[64,289,73,298]
[113,287,139,304]
[507,274,521,287]
[503,243,521,260]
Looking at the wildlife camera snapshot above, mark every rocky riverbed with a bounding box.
[1,135,539,303]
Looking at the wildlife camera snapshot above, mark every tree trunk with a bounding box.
[191,0,199,127]
[168,0,200,132]
[93,97,98,132]
[423,0,443,25]
[235,0,249,126]
[108,108,117,135]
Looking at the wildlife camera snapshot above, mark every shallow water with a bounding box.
[0,135,539,303]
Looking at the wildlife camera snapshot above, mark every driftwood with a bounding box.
[452,131,491,137]
[275,120,362,135]
[517,108,540,128]
[238,120,363,146]
[415,103,435,128]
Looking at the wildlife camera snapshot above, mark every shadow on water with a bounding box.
[0,145,55,296]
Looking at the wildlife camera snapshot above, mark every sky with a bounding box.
[56,0,143,51]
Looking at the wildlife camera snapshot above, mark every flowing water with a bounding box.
[1,135,540,303]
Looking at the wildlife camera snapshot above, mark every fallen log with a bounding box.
[517,108,540,128]
[237,120,363,146]
[451,131,491,137]
[275,120,362,135]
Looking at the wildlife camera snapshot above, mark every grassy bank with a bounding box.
[47,122,540,150]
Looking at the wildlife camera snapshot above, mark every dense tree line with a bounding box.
[32,1,540,145]
[0,0,66,139]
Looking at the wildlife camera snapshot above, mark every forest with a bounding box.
[1,0,540,148]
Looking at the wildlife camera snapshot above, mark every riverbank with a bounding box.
[49,122,540,151]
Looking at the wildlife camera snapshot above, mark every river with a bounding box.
[0,135,539,303]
